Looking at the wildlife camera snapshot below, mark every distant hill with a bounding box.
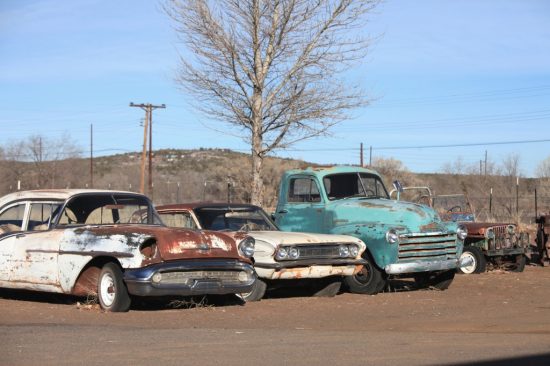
[1,148,548,222]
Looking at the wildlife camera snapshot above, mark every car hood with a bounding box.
[72,225,244,261]
[246,230,364,247]
[329,198,447,232]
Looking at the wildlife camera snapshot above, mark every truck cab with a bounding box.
[274,166,468,294]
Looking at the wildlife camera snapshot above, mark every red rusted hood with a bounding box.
[80,225,244,261]
[462,222,512,237]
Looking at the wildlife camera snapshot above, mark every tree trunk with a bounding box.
[250,126,263,206]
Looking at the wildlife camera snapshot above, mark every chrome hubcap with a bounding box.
[460,252,477,274]
[100,273,116,306]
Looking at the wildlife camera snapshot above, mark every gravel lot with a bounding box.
[1,266,550,366]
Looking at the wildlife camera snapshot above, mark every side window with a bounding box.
[28,203,61,231]
[288,178,321,203]
[160,212,198,229]
[0,204,26,234]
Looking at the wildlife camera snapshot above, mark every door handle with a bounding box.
[15,233,26,238]
[278,209,288,214]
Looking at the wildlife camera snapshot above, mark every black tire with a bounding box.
[430,270,455,290]
[97,263,131,312]
[344,257,386,295]
[458,246,486,274]
[511,254,526,272]
[236,279,267,302]
[312,278,342,297]
[415,270,455,290]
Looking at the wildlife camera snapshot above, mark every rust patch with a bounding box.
[420,222,439,232]
[72,266,100,296]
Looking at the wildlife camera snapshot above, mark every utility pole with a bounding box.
[360,143,364,167]
[90,124,94,188]
[130,102,166,195]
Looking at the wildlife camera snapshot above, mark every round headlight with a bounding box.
[339,244,350,257]
[485,228,495,239]
[385,229,399,244]
[349,244,359,258]
[275,246,288,260]
[288,247,300,260]
[457,225,468,241]
[507,225,515,235]
[238,237,255,258]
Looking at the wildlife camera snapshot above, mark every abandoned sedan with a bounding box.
[0,190,256,312]
[155,203,367,301]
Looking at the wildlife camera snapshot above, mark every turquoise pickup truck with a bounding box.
[273,166,469,294]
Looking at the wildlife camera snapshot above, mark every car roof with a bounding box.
[283,165,381,178]
[0,189,142,209]
[156,202,262,211]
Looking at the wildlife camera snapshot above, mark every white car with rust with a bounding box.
[155,203,367,301]
[0,190,256,312]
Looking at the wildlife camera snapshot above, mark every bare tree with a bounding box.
[537,155,550,178]
[0,135,83,192]
[166,0,378,205]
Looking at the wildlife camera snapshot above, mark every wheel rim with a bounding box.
[353,262,373,285]
[100,272,116,307]
[237,291,251,300]
[460,251,477,274]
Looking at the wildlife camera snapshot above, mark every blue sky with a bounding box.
[1,0,549,176]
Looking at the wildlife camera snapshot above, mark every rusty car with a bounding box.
[155,203,367,301]
[390,188,530,274]
[0,190,256,311]
[273,166,469,294]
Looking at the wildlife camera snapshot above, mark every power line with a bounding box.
[373,138,550,151]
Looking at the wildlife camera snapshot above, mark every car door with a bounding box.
[276,176,326,233]
[10,202,64,291]
[0,202,27,284]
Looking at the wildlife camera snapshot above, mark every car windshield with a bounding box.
[193,206,278,232]
[323,172,389,200]
[432,195,470,213]
[57,193,163,226]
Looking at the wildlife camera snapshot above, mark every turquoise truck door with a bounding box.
[275,175,325,233]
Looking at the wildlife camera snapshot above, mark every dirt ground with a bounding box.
[1,266,550,366]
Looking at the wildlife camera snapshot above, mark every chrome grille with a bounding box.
[159,270,246,285]
[491,225,518,250]
[295,244,342,259]
[398,232,457,262]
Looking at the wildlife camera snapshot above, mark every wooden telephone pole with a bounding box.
[129,102,166,195]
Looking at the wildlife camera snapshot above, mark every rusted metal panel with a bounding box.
[0,190,254,300]
[156,204,367,282]
[262,264,362,280]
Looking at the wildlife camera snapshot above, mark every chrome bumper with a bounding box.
[384,257,472,275]
[124,259,256,297]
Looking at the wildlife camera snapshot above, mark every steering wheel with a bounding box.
[447,205,463,213]
[364,189,376,196]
